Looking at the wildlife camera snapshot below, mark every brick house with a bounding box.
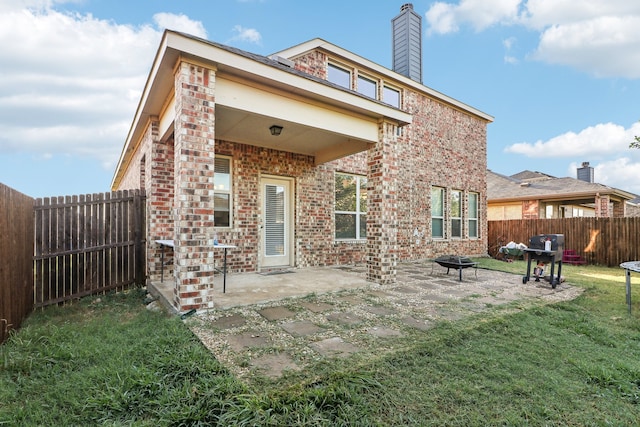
[111,22,492,311]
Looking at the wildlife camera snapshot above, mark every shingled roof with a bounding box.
[487,169,635,202]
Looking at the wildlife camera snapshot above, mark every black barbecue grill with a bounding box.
[522,234,564,288]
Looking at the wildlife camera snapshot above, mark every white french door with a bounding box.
[261,177,293,268]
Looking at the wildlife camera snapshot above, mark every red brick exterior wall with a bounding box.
[292,50,327,78]
[292,50,488,261]
[118,117,176,286]
[366,121,399,283]
[612,199,626,217]
[397,90,487,259]
[596,194,611,217]
[147,132,175,284]
[172,62,217,310]
[211,141,370,273]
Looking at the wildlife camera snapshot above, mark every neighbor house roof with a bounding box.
[487,170,636,203]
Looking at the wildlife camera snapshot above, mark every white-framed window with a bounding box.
[328,63,351,89]
[335,173,367,240]
[468,192,479,238]
[546,205,554,219]
[383,85,401,108]
[357,74,377,99]
[431,187,445,239]
[214,156,232,227]
[451,190,462,238]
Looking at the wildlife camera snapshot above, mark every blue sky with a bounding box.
[1,0,639,198]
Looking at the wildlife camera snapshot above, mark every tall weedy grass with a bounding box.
[1,261,639,425]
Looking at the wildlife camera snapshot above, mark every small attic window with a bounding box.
[357,74,377,99]
[328,63,351,89]
[383,85,401,108]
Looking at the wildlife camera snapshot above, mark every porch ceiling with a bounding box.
[215,105,371,164]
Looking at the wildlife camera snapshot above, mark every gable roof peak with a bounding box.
[510,170,555,182]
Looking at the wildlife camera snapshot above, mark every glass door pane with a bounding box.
[265,184,285,257]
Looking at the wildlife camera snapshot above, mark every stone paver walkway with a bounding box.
[187,262,583,379]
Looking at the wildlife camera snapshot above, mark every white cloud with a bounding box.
[521,0,640,29]
[426,0,521,34]
[229,25,262,44]
[507,122,640,194]
[425,0,640,79]
[153,12,207,38]
[0,5,208,171]
[425,2,460,35]
[531,15,640,79]
[502,37,518,64]
[505,122,640,157]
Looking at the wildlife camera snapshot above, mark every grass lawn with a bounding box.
[1,260,639,426]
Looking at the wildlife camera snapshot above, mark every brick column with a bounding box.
[173,61,217,310]
[146,119,175,285]
[595,194,611,217]
[612,200,626,217]
[366,121,398,284]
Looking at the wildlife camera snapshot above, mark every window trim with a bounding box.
[356,73,378,99]
[327,62,352,89]
[214,155,232,229]
[451,190,462,239]
[334,172,367,241]
[431,186,445,239]
[382,84,401,108]
[468,192,479,239]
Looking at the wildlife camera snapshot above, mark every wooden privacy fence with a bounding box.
[0,184,34,345]
[488,217,640,267]
[34,190,146,308]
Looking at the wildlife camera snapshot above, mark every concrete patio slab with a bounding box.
[310,337,359,358]
[281,320,324,337]
[401,316,433,331]
[258,306,295,321]
[209,313,246,330]
[366,326,403,338]
[299,301,334,313]
[227,331,271,351]
[250,353,300,378]
[326,312,363,326]
[363,305,396,316]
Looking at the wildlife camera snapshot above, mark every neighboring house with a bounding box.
[487,163,636,220]
[111,5,493,311]
[627,196,640,217]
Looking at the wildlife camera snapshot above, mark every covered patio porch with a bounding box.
[147,264,372,313]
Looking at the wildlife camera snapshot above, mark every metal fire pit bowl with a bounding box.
[433,255,478,282]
